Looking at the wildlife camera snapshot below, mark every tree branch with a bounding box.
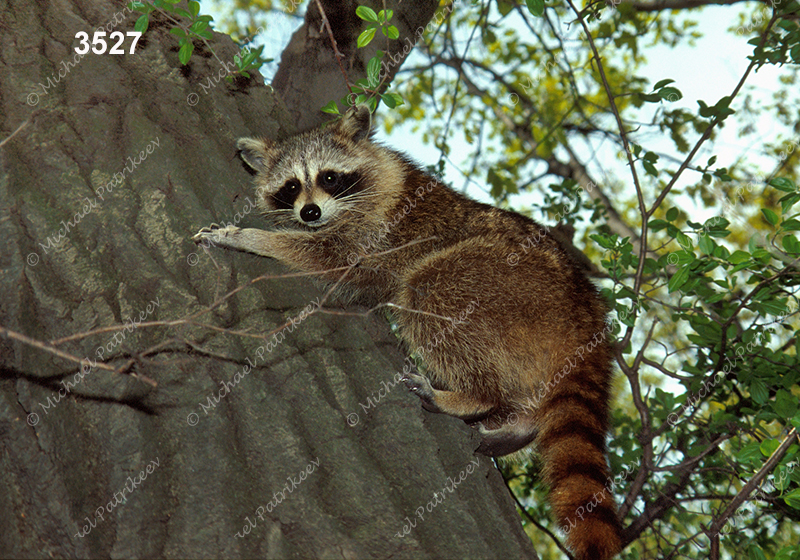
[624,0,758,12]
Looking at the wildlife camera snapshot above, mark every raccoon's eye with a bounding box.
[321,171,338,185]
[284,179,301,193]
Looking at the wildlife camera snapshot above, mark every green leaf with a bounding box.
[643,160,658,176]
[792,44,800,64]
[380,93,396,108]
[188,0,200,18]
[704,216,730,236]
[367,56,381,87]
[648,219,669,231]
[770,177,797,193]
[356,5,379,22]
[659,86,682,102]
[736,441,763,464]
[761,438,780,457]
[377,9,393,23]
[321,100,340,115]
[784,488,800,509]
[762,208,779,225]
[526,0,545,16]
[386,25,399,40]
[782,235,800,254]
[653,78,675,89]
[666,207,678,221]
[774,390,799,419]
[780,193,800,214]
[668,265,690,293]
[189,20,208,33]
[750,380,769,404]
[178,41,194,65]
[698,235,715,254]
[670,250,695,266]
[497,0,514,15]
[170,27,187,38]
[676,231,692,251]
[748,544,768,560]
[781,219,800,231]
[729,250,751,264]
[590,233,619,250]
[357,27,377,48]
[381,92,403,108]
[134,14,149,33]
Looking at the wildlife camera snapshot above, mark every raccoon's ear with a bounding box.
[236,137,275,172]
[337,104,373,142]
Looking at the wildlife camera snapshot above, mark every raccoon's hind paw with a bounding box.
[402,372,442,413]
[192,223,242,244]
[475,421,537,457]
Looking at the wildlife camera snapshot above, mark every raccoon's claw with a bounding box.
[402,372,441,413]
[192,224,241,244]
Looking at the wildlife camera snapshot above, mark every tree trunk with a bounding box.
[0,1,537,558]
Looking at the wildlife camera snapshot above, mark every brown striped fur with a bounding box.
[193,105,622,559]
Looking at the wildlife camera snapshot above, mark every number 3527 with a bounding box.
[75,31,142,55]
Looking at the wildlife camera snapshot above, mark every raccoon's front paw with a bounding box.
[192,223,242,244]
[402,372,442,413]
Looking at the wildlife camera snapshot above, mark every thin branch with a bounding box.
[648,13,780,216]
[707,428,800,536]
[0,325,157,387]
[0,112,38,149]
[626,0,756,11]
[0,325,111,372]
[499,466,576,560]
[653,434,732,472]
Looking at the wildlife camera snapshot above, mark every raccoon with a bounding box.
[193,105,622,560]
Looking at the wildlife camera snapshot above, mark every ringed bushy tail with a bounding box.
[536,349,622,560]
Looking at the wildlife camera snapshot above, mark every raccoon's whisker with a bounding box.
[338,176,366,197]
[337,191,383,206]
[340,189,381,201]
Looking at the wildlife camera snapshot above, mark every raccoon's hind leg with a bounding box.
[402,372,495,423]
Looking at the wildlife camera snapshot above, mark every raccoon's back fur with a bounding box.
[194,105,622,560]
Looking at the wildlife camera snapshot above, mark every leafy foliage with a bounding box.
[322,5,405,115]
[128,0,269,73]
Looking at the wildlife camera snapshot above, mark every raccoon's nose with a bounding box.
[300,204,322,222]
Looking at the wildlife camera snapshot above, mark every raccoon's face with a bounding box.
[261,142,367,228]
[237,106,376,228]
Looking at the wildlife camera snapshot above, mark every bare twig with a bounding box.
[1,325,118,374]
[0,113,37,149]
[499,465,576,560]
[707,428,800,536]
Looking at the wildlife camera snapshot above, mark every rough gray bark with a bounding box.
[0,1,538,558]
